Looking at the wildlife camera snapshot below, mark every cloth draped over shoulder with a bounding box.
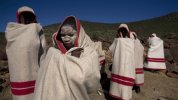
[131,32,144,86]
[134,39,144,86]
[34,47,100,100]
[5,22,46,100]
[144,34,166,70]
[34,16,101,100]
[130,32,144,86]
[109,24,142,100]
[70,24,105,65]
[109,38,135,100]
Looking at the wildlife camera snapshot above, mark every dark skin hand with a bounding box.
[71,48,83,58]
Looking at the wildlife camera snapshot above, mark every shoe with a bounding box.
[133,86,141,93]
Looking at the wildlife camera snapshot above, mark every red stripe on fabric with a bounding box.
[147,59,165,62]
[136,68,144,74]
[56,41,67,54]
[136,68,143,71]
[11,87,34,95]
[111,77,134,86]
[147,58,165,62]
[111,73,134,82]
[10,80,35,88]
[136,71,144,74]
[109,93,123,100]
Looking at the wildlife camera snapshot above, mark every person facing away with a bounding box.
[144,33,166,72]
[5,6,46,100]
[130,31,144,94]
[109,24,135,100]
[34,16,101,100]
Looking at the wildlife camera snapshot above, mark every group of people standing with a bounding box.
[5,6,166,100]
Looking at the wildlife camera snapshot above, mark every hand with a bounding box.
[71,48,83,58]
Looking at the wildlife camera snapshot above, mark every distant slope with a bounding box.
[43,21,119,42]
[128,12,178,38]
[1,12,178,47]
[43,12,178,41]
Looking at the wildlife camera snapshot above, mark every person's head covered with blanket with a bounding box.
[108,23,139,100]
[144,33,167,72]
[17,6,37,24]
[52,16,85,57]
[5,6,47,100]
[148,33,161,47]
[117,24,130,38]
[53,16,105,59]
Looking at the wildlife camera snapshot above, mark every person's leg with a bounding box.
[132,85,141,93]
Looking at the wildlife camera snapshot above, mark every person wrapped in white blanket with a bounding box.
[130,32,144,94]
[144,33,166,72]
[34,16,102,100]
[109,24,135,100]
[5,6,46,100]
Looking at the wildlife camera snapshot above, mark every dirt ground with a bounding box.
[1,43,178,100]
[89,67,178,100]
[1,70,178,100]
[132,71,178,100]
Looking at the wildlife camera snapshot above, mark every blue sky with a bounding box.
[0,0,178,32]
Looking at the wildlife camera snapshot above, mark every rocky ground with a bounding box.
[1,60,178,100]
[0,34,178,100]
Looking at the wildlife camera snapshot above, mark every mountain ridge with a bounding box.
[1,12,178,43]
[42,12,178,41]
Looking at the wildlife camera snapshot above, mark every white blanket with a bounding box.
[109,38,135,100]
[134,39,144,86]
[144,36,166,70]
[5,22,46,100]
[34,47,100,100]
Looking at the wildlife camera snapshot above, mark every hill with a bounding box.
[128,12,178,38]
[1,12,178,44]
[43,12,178,42]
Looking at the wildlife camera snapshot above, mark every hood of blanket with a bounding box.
[16,6,36,23]
[130,31,137,40]
[53,16,81,53]
[117,23,130,38]
[148,33,162,46]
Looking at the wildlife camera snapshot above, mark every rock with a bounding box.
[166,72,178,78]
[170,46,178,63]
[0,78,6,84]
[0,86,3,92]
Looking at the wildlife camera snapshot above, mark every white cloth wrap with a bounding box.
[34,47,100,100]
[144,36,166,70]
[109,38,135,100]
[5,22,46,100]
[134,39,144,86]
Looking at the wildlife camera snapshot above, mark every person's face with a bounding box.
[60,25,77,48]
[19,12,36,24]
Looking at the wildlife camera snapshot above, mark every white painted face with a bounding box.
[60,24,77,48]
